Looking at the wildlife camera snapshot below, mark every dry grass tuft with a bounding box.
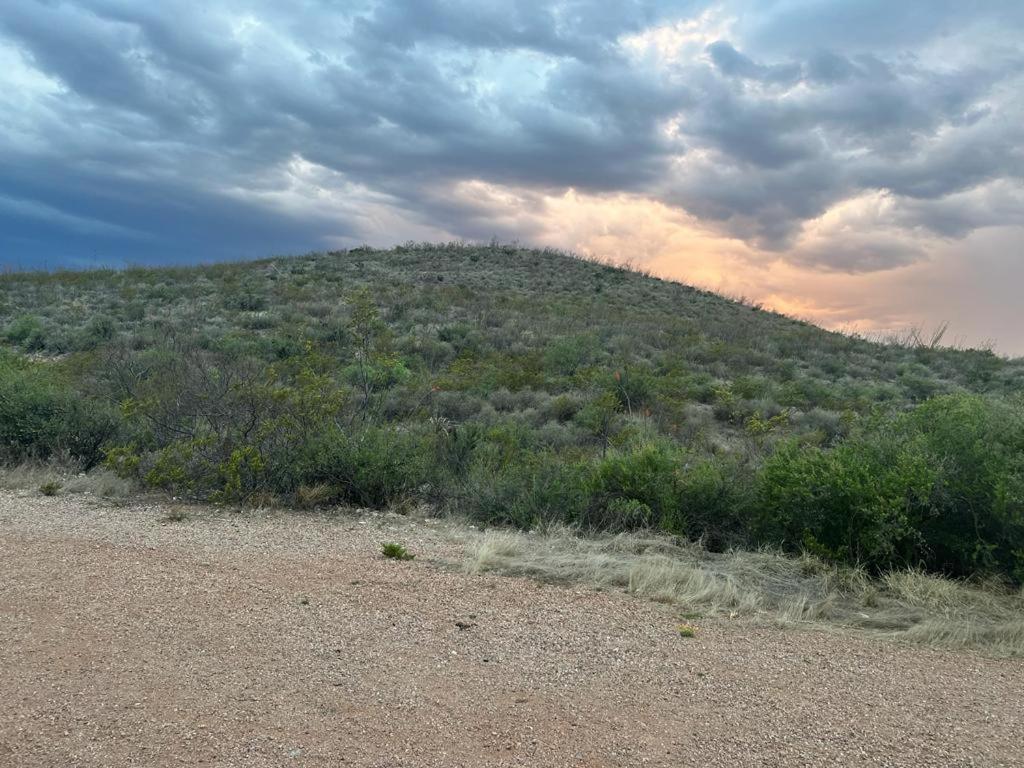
[0,461,134,499]
[465,528,1024,656]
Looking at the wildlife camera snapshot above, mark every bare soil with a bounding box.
[1,491,1021,767]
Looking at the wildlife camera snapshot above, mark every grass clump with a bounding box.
[381,542,415,561]
[677,624,697,638]
[161,507,189,523]
[0,460,134,499]
[38,480,61,496]
[464,527,1024,655]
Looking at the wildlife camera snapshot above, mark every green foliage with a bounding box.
[381,542,415,560]
[758,395,1024,579]
[906,395,1024,580]
[677,624,697,638]
[77,315,116,350]
[0,352,120,467]
[3,245,1023,582]
[757,435,934,569]
[4,314,47,351]
[39,480,61,496]
[575,391,622,453]
[586,445,681,531]
[463,454,590,529]
[296,426,429,508]
[676,458,752,550]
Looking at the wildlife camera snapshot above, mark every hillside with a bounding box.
[3,244,1022,399]
[1,244,1023,581]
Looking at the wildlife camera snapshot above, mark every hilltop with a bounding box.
[3,244,1021,399]
[1,244,1023,586]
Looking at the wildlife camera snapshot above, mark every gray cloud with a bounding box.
[0,0,1021,275]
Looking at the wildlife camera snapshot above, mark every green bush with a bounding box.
[0,353,119,467]
[757,395,1024,581]
[757,435,934,569]
[677,458,752,550]
[460,455,589,529]
[295,426,429,508]
[905,395,1024,580]
[585,445,681,531]
[381,542,414,560]
[4,314,47,351]
[76,315,116,350]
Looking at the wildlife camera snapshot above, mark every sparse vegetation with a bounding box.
[1,244,1022,589]
[0,460,135,499]
[38,480,61,496]
[381,542,415,561]
[161,507,189,523]
[465,527,1024,655]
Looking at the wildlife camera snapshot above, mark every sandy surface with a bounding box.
[1,491,1021,767]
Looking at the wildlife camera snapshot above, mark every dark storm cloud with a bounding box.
[0,0,1021,272]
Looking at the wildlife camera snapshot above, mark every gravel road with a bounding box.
[1,491,1021,767]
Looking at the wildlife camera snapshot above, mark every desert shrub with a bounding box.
[543,393,581,423]
[437,323,480,354]
[0,353,119,467]
[381,542,414,560]
[609,367,655,413]
[791,407,848,445]
[431,420,482,477]
[575,391,623,452]
[4,314,48,351]
[757,435,935,569]
[76,315,116,350]
[534,420,583,450]
[676,457,753,550]
[543,335,600,376]
[432,390,484,421]
[224,289,267,312]
[584,445,682,531]
[462,456,590,529]
[341,358,411,392]
[905,395,1024,580]
[294,426,430,508]
[104,340,350,499]
[39,480,61,496]
[731,375,772,400]
[757,395,1024,581]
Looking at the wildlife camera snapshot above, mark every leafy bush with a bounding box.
[757,395,1024,580]
[295,426,429,508]
[39,480,61,496]
[906,395,1024,580]
[585,445,681,531]
[0,353,119,467]
[4,314,47,351]
[757,434,935,569]
[462,455,590,529]
[677,458,753,550]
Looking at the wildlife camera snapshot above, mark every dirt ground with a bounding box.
[1,491,1021,767]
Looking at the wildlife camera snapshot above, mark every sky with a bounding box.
[1,1,1022,354]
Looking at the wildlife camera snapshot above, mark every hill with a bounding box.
[1,244,1023,581]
